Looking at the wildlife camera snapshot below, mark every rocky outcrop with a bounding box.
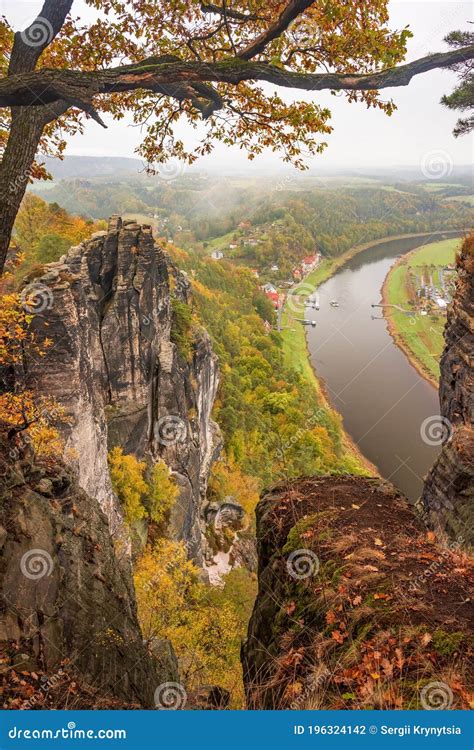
[421,238,474,548]
[21,217,221,562]
[202,497,256,584]
[0,430,177,707]
[242,476,473,710]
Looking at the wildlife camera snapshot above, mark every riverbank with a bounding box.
[381,237,461,388]
[279,230,462,477]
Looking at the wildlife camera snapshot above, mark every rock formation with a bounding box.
[0,429,177,707]
[243,238,473,709]
[242,476,473,710]
[421,237,474,548]
[1,217,222,706]
[20,217,221,561]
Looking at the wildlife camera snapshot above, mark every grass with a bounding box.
[443,195,474,206]
[383,237,461,383]
[405,237,461,266]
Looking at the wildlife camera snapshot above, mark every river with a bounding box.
[305,233,460,501]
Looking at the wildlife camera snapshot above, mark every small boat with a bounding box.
[296,318,316,327]
[330,300,339,307]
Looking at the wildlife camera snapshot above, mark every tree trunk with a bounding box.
[0,0,73,277]
[0,109,46,274]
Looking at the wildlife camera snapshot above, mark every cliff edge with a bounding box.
[242,476,473,710]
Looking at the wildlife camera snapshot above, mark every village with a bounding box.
[208,220,322,311]
[406,261,456,315]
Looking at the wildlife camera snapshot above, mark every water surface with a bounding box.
[305,233,460,501]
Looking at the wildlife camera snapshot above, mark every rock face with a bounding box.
[421,240,474,548]
[242,476,473,710]
[0,431,177,706]
[21,217,221,561]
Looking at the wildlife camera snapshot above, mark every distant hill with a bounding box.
[40,155,144,180]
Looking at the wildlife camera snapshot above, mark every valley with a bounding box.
[1,165,472,712]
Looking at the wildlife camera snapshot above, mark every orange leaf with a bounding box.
[331,630,345,644]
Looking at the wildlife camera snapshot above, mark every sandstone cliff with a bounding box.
[242,476,473,710]
[0,429,177,707]
[1,218,223,706]
[20,217,221,561]
[421,238,474,548]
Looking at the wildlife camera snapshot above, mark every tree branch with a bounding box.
[200,3,265,22]
[238,0,316,60]
[0,45,472,113]
[9,0,73,75]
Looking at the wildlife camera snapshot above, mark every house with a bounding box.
[211,250,224,260]
[265,291,280,309]
[229,242,239,249]
[263,282,277,294]
[271,264,279,272]
[250,269,260,278]
[301,254,319,273]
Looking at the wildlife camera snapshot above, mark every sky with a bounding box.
[2,0,473,171]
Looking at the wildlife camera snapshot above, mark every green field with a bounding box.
[383,238,461,383]
[443,195,474,206]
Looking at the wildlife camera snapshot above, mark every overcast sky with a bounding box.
[3,1,473,171]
